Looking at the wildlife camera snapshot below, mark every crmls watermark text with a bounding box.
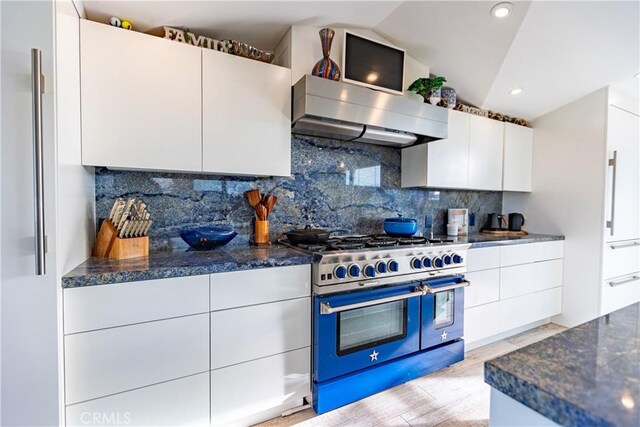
[80,412,131,425]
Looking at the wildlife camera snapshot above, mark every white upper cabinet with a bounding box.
[401,109,470,189]
[605,105,640,242]
[80,20,202,172]
[468,115,504,191]
[202,49,292,177]
[502,123,533,192]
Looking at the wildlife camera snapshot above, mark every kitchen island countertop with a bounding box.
[62,244,313,288]
[485,302,640,426]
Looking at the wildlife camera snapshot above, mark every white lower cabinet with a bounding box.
[464,242,564,346]
[601,275,640,315]
[63,265,312,426]
[66,373,210,427]
[211,348,310,426]
[65,314,210,405]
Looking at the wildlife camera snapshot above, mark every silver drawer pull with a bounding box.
[320,288,424,315]
[610,240,640,250]
[32,48,46,275]
[423,280,471,294]
[608,275,640,287]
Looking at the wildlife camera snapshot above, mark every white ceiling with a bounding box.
[80,0,640,119]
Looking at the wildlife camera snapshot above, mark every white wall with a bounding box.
[276,25,429,94]
[503,88,608,327]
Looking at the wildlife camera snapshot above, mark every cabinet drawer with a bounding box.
[210,264,310,310]
[211,348,310,426]
[499,287,562,331]
[500,259,563,300]
[464,302,502,344]
[211,298,311,369]
[65,373,209,426]
[64,275,209,334]
[602,240,640,280]
[601,274,640,315]
[500,241,564,266]
[467,247,500,272]
[65,314,209,405]
[465,269,500,309]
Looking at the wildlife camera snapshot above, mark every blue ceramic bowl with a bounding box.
[180,226,237,250]
[383,216,418,237]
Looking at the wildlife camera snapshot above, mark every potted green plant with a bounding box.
[408,76,447,105]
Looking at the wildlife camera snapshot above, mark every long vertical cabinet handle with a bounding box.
[606,150,617,236]
[31,48,46,275]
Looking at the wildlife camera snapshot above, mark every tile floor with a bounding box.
[256,323,566,427]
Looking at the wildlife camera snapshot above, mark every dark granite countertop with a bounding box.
[435,232,564,248]
[485,303,640,427]
[62,244,313,288]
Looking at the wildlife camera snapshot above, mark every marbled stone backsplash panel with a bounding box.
[96,136,502,250]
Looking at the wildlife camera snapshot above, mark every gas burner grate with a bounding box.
[297,243,327,252]
[398,237,428,245]
[366,239,398,248]
[329,242,366,250]
[341,235,372,243]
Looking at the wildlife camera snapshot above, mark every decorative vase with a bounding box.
[311,28,341,81]
[441,87,457,109]
[428,87,442,105]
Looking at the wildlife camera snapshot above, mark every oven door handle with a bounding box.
[423,280,471,294]
[320,288,424,315]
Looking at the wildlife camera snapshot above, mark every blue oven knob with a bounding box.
[443,254,453,265]
[334,265,348,280]
[453,253,463,264]
[376,261,387,274]
[364,264,376,278]
[434,257,444,268]
[387,260,399,272]
[411,257,423,270]
[348,264,361,278]
[422,257,433,269]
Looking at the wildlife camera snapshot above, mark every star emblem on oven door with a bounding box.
[441,331,448,341]
[369,350,379,361]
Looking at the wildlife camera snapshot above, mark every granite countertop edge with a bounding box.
[484,362,609,427]
[466,233,565,249]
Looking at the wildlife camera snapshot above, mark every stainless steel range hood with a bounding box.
[292,75,448,147]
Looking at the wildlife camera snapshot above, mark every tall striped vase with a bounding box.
[311,28,341,81]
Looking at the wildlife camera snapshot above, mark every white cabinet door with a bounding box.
[211,348,310,426]
[202,49,291,177]
[500,260,563,300]
[65,373,209,427]
[502,123,533,192]
[500,241,564,267]
[80,20,202,172]
[65,314,209,405]
[468,115,504,190]
[426,109,470,188]
[602,240,640,280]
[211,298,311,369]
[467,247,501,273]
[605,106,640,242]
[401,110,469,189]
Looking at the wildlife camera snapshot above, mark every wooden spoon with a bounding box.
[255,203,268,221]
[245,189,261,208]
[263,194,278,214]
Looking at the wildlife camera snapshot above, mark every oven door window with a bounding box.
[336,300,407,356]
[434,290,455,329]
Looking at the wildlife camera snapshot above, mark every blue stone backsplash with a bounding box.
[96,136,502,251]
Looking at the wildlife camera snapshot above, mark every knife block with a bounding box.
[93,219,149,260]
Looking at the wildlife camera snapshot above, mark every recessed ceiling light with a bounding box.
[491,2,514,18]
[509,87,523,95]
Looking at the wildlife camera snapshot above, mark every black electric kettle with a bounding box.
[508,213,525,231]
[486,213,504,230]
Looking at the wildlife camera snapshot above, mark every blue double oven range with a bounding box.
[281,234,471,413]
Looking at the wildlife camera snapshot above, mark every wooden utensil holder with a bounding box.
[93,219,149,260]
[254,220,270,245]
